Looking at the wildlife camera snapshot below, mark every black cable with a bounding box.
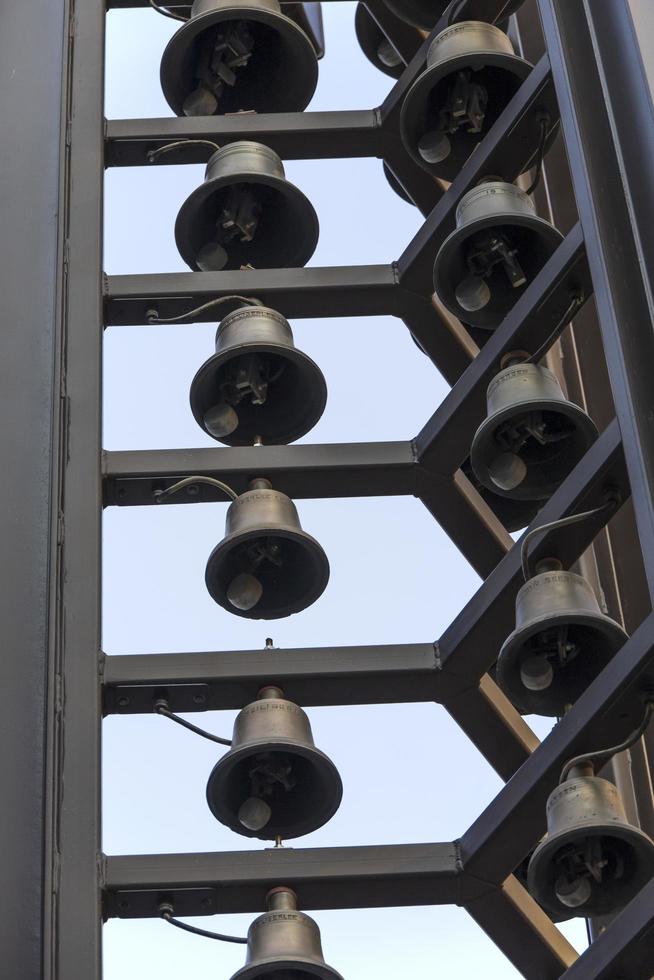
[160,908,247,944]
[146,295,262,325]
[148,0,188,22]
[560,700,654,784]
[155,700,232,747]
[527,293,584,366]
[146,139,221,164]
[525,116,549,196]
[520,495,619,582]
[153,476,238,504]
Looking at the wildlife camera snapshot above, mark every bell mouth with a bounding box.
[189,342,327,445]
[175,168,319,272]
[400,47,531,179]
[206,738,343,839]
[470,398,598,500]
[528,824,654,918]
[232,956,344,980]
[205,525,330,619]
[355,3,404,79]
[497,611,628,716]
[434,213,564,329]
[160,2,318,116]
[381,0,447,31]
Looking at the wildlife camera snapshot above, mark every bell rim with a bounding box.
[381,0,446,31]
[400,49,532,177]
[433,211,564,328]
[231,955,344,980]
[497,609,628,715]
[175,167,319,272]
[527,819,654,915]
[354,3,404,79]
[206,737,343,839]
[160,3,318,116]
[189,340,327,445]
[470,394,598,499]
[205,524,330,618]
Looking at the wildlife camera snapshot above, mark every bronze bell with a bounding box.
[207,686,342,840]
[497,567,628,716]
[381,0,522,31]
[401,22,532,181]
[433,181,564,329]
[355,3,404,78]
[189,305,327,445]
[205,479,329,618]
[231,887,344,980]
[175,141,319,272]
[528,773,654,918]
[470,362,598,500]
[160,0,318,117]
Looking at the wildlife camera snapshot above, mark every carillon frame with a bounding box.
[3,0,654,978]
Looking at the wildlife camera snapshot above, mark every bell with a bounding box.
[175,141,319,272]
[207,687,342,840]
[381,0,523,31]
[433,182,564,329]
[470,362,598,500]
[497,568,628,716]
[355,3,404,78]
[189,305,327,445]
[231,887,344,980]
[160,0,318,117]
[401,23,532,181]
[528,774,654,918]
[205,479,329,618]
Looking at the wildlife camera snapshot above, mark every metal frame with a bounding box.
[6,0,654,976]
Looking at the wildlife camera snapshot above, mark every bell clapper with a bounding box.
[420,68,489,164]
[183,20,256,118]
[456,228,527,312]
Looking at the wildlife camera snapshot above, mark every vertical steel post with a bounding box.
[49,1,106,977]
[0,1,67,976]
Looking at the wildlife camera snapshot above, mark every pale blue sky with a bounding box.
[102,5,585,976]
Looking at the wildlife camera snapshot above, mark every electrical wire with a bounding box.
[160,907,247,944]
[525,116,550,196]
[560,700,654,784]
[153,476,239,504]
[148,0,188,22]
[520,496,619,582]
[154,700,232,746]
[147,295,263,324]
[146,139,221,164]
[526,293,584,366]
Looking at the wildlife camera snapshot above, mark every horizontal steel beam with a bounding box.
[103,842,483,917]
[557,877,654,980]
[397,56,559,294]
[438,420,628,692]
[101,642,440,713]
[460,608,654,883]
[104,265,401,324]
[104,266,474,385]
[105,111,385,167]
[103,440,417,506]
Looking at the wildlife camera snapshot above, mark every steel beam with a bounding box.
[103,440,417,506]
[437,421,628,693]
[103,842,481,917]
[0,0,67,975]
[396,56,559,294]
[105,111,385,167]
[465,876,578,980]
[102,642,440,712]
[557,876,654,980]
[538,0,654,601]
[460,608,654,883]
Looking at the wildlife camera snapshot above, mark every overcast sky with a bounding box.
[102,4,585,975]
